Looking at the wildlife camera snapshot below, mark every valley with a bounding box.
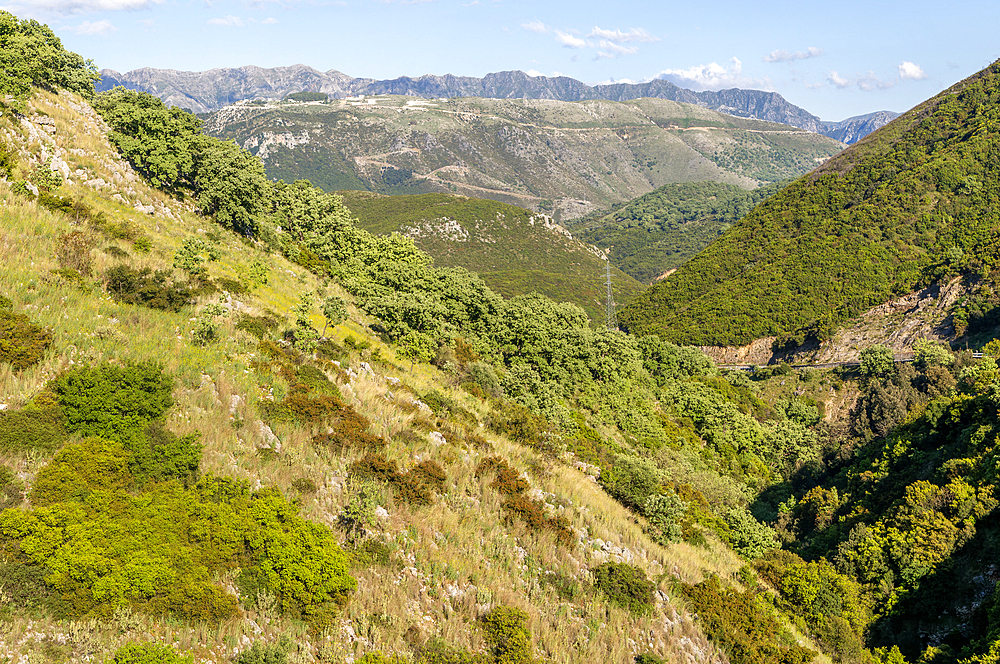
[6,9,1000,664]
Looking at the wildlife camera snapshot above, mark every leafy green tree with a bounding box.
[644,492,686,545]
[93,88,204,190]
[194,140,269,235]
[859,345,895,378]
[724,508,778,560]
[480,606,533,664]
[0,11,98,107]
[173,237,220,279]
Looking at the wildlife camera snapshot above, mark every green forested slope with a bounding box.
[339,191,644,322]
[567,181,786,283]
[620,60,1000,346]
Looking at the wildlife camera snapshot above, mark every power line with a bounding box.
[604,259,618,331]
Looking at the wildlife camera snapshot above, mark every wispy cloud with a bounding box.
[826,62,925,91]
[554,30,586,48]
[898,61,927,80]
[587,27,658,44]
[521,19,547,34]
[656,57,771,91]
[68,18,115,34]
[523,22,656,59]
[5,0,161,15]
[261,16,277,23]
[764,46,823,63]
[208,14,245,25]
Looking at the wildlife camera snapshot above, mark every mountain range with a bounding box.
[202,93,843,219]
[98,65,897,144]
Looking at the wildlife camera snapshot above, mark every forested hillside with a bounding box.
[567,181,786,283]
[621,60,1000,347]
[7,11,1000,664]
[338,191,643,322]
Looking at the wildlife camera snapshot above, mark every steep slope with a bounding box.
[620,59,1000,347]
[2,85,743,664]
[338,191,644,322]
[204,94,843,219]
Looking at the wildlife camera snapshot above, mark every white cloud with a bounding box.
[763,46,822,63]
[554,30,586,48]
[898,61,927,80]
[521,19,547,33]
[67,18,115,34]
[595,41,639,58]
[6,0,160,14]
[208,14,244,25]
[826,69,895,91]
[828,71,851,88]
[261,16,277,23]
[655,57,771,91]
[587,26,658,44]
[525,69,544,77]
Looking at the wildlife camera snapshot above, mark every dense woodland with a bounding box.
[6,11,1000,664]
[567,181,786,284]
[621,60,1000,347]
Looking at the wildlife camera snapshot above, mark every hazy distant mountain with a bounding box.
[97,66,894,143]
[820,111,902,144]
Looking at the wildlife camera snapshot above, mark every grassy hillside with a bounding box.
[620,59,1000,347]
[338,191,644,322]
[204,95,843,220]
[567,181,787,284]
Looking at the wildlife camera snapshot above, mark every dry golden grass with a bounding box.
[0,89,759,664]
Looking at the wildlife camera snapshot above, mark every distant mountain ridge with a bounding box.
[98,65,893,143]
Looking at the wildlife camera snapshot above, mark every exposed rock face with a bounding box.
[98,66,893,142]
[820,111,901,144]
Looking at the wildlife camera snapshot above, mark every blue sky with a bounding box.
[4,0,999,121]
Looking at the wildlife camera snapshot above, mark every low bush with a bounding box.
[236,314,278,340]
[0,306,54,371]
[264,384,342,423]
[683,576,815,664]
[111,642,194,664]
[0,399,67,453]
[350,453,437,505]
[56,230,94,276]
[105,265,192,311]
[311,404,385,453]
[410,460,447,493]
[591,562,655,614]
[235,640,289,664]
[480,606,533,664]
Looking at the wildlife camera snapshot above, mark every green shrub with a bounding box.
[105,265,192,311]
[599,454,663,511]
[683,576,815,664]
[415,638,486,664]
[480,606,533,664]
[111,642,193,664]
[0,307,53,371]
[31,436,134,506]
[235,641,289,664]
[236,314,278,340]
[53,361,173,443]
[311,405,384,453]
[0,399,67,452]
[265,383,342,423]
[723,508,778,560]
[591,562,655,614]
[634,655,665,664]
[643,492,687,545]
[292,477,318,494]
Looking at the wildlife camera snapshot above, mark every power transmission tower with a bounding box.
[604,259,618,331]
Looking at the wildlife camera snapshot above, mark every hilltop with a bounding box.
[620,59,1000,348]
[203,94,843,219]
[99,65,895,143]
[338,191,644,322]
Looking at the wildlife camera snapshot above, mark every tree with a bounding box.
[194,140,269,236]
[0,11,98,107]
[320,296,348,338]
[859,345,894,378]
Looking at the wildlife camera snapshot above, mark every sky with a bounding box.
[3,0,1000,122]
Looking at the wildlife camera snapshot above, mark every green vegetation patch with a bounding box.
[621,60,1000,346]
